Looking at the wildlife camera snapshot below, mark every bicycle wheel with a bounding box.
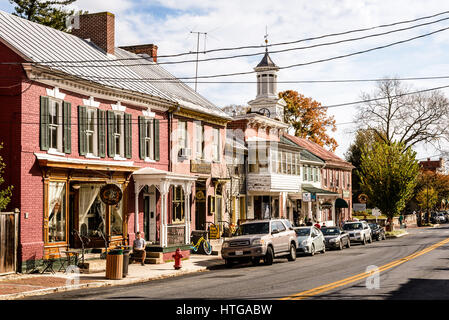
[202,240,212,255]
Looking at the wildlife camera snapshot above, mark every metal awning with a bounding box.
[335,198,349,208]
[302,184,340,196]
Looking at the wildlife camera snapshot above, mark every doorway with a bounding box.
[143,186,157,243]
[195,180,207,230]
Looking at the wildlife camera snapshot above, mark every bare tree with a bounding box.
[221,104,249,117]
[356,78,449,151]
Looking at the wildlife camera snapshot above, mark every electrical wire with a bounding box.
[7,9,449,64]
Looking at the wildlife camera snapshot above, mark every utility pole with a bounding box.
[190,31,207,92]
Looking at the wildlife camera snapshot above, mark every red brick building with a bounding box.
[0,11,230,270]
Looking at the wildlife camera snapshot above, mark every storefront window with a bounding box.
[111,195,123,236]
[79,184,106,237]
[48,182,66,243]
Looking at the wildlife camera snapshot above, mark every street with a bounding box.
[26,225,449,300]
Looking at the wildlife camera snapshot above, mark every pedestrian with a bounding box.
[314,222,321,229]
[322,222,326,228]
[306,218,313,226]
[132,231,146,266]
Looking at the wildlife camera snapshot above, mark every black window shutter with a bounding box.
[124,113,132,159]
[154,118,160,161]
[138,116,145,160]
[63,102,71,154]
[98,109,106,158]
[107,110,115,157]
[40,96,50,151]
[78,105,87,156]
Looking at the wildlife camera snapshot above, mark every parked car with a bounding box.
[221,219,298,267]
[343,221,372,245]
[368,223,386,241]
[436,212,447,223]
[294,226,326,255]
[321,227,351,250]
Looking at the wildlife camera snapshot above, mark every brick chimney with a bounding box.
[119,44,158,62]
[71,12,115,55]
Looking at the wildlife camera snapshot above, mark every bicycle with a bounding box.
[190,231,212,255]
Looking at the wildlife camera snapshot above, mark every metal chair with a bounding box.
[41,251,59,274]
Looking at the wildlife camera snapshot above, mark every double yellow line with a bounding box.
[281,237,449,300]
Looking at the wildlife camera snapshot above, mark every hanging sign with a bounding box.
[100,184,122,205]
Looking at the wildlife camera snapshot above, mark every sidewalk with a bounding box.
[0,254,223,300]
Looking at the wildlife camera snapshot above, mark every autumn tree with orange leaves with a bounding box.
[279,90,338,152]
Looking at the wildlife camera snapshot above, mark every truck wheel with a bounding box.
[338,241,343,250]
[264,246,274,265]
[287,244,297,261]
[362,236,366,245]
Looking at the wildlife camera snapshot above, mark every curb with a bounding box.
[386,232,409,239]
[0,263,219,300]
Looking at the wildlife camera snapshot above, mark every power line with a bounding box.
[7,9,449,64]
[28,15,449,68]
[17,25,446,81]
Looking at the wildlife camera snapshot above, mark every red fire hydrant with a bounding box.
[173,248,183,270]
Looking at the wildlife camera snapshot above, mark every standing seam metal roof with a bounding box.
[0,10,230,119]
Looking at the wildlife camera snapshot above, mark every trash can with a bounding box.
[122,249,130,277]
[105,249,123,280]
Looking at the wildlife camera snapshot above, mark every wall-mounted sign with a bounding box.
[371,208,381,217]
[100,184,122,206]
[190,160,211,174]
[343,190,350,198]
[302,193,316,202]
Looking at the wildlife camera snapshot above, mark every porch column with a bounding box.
[134,182,141,233]
[184,182,192,245]
[332,201,336,226]
[316,199,321,223]
[308,201,312,221]
[159,181,170,247]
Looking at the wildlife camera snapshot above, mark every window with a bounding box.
[178,120,187,149]
[212,128,220,161]
[172,186,185,223]
[114,113,122,156]
[196,123,204,159]
[49,100,60,150]
[324,170,328,187]
[40,96,71,154]
[86,108,97,155]
[303,166,308,181]
[48,182,66,243]
[139,116,159,161]
[144,119,154,160]
[286,152,292,174]
[336,171,340,187]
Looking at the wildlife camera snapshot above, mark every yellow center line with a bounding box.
[281,237,449,300]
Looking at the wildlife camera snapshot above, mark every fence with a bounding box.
[167,225,186,246]
[0,210,19,275]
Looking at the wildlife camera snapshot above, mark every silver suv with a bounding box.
[221,219,298,267]
[343,221,372,245]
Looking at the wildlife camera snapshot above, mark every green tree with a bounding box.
[9,0,84,31]
[358,141,419,230]
[416,187,438,213]
[0,143,13,211]
[345,128,384,206]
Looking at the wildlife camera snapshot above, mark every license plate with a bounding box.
[235,251,243,256]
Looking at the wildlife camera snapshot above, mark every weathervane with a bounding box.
[264,26,269,51]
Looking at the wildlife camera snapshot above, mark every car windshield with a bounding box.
[321,228,340,235]
[343,223,362,230]
[235,222,269,235]
[295,228,311,236]
[369,224,377,229]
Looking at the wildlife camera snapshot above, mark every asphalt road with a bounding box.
[27,225,449,300]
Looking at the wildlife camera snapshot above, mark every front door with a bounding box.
[195,189,206,230]
[143,186,157,243]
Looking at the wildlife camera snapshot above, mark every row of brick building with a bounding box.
[0,10,353,270]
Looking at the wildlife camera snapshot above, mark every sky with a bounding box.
[2,0,449,160]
